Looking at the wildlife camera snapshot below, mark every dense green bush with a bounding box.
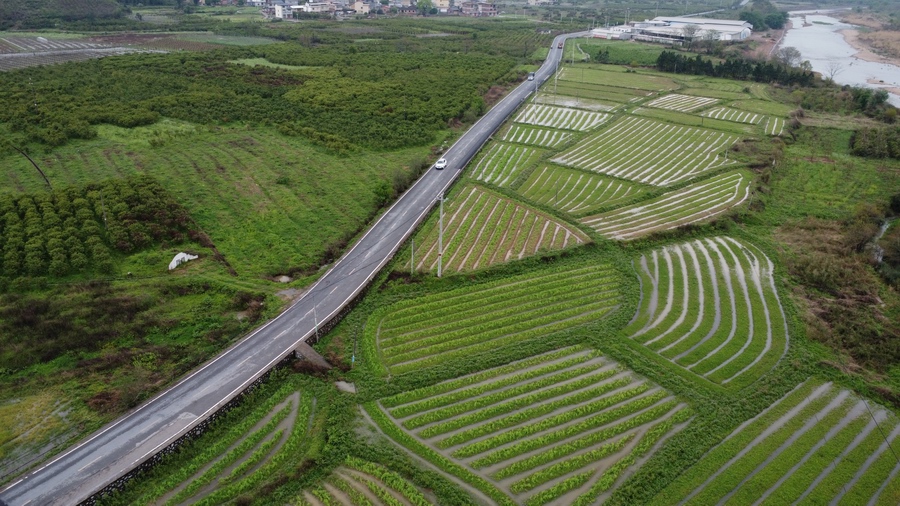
[0,39,514,150]
[851,126,900,159]
[0,175,194,279]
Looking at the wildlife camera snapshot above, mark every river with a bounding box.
[781,9,900,107]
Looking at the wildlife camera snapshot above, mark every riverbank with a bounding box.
[839,27,900,66]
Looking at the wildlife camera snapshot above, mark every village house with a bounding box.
[460,0,496,17]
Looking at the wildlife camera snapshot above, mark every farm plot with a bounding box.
[471,143,545,187]
[625,237,788,387]
[553,81,652,103]
[372,266,620,375]
[654,379,900,506]
[297,457,431,506]
[376,347,690,505]
[514,104,611,131]
[128,390,316,505]
[558,67,678,92]
[408,185,589,275]
[518,166,648,215]
[534,93,619,112]
[646,94,718,113]
[502,124,572,149]
[764,117,785,136]
[553,116,739,186]
[701,107,764,125]
[581,171,750,240]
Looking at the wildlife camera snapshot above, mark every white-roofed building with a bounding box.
[631,16,752,42]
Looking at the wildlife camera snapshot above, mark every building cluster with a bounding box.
[255,0,496,18]
[590,17,753,43]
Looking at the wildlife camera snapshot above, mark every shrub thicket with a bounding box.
[0,175,194,280]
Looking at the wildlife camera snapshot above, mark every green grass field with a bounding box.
[0,124,430,278]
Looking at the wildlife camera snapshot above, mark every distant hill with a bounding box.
[1,0,127,30]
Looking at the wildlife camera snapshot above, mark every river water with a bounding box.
[781,10,900,107]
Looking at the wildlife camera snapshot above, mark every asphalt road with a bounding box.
[0,31,587,506]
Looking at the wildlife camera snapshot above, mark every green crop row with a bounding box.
[574,409,691,506]
[380,347,587,407]
[389,304,618,375]
[383,260,610,314]
[649,381,824,504]
[670,390,837,506]
[482,398,677,477]
[418,369,621,438]
[165,399,295,503]
[451,381,647,456]
[309,487,339,506]
[344,457,432,506]
[510,434,634,493]
[379,270,611,334]
[524,471,593,506]
[193,394,318,506]
[221,429,284,486]
[734,414,869,505]
[380,273,616,338]
[403,363,607,429]
[363,402,515,506]
[381,281,615,352]
[328,474,376,506]
[388,295,619,369]
[348,473,403,506]
[390,352,598,418]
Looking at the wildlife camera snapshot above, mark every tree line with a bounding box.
[655,51,815,86]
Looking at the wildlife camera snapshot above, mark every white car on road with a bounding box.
[434,158,448,170]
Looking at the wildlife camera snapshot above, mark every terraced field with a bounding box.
[764,117,785,136]
[408,185,589,275]
[581,171,750,240]
[533,93,618,112]
[517,165,648,215]
[625,237,788,387]
[376,347,690,505]
[553,116,739,186]
[502,124,573,148]
[557,67,678,92]
[655,380,900,506]
[129,390,315,505]
[646,94,718,112]
[701,107,764,125]
[297,457,430,506]
[370,266,620,375]
[514,104,611,131]
[471,143,546,187]
[552,82,649,104]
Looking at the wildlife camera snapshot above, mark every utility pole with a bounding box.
[437,193,444,278]
[410,238,415,275]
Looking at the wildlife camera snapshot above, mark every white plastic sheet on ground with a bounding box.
[168,252,198,271]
